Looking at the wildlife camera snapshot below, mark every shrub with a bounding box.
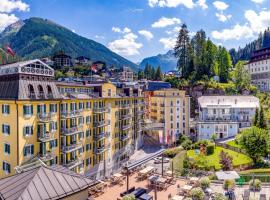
[182,139,193,150]
[123,194,136,200]
[249,179,262,191]
[190,187,205,200]
[194,140,209,149]
[164,147,182,158]
[223,179,235,190]
[212,193,227,200]
[200,177,210,190]
[206,144,215,155]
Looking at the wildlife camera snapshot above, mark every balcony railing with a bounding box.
[61,125,83,136]
[64,157,84,169]
[122,124,132,130]
[62,140,83,153]
[93,107,108,113]
[38,131,55,142]
[120,104,131,109]
[38,113,55,122]
[61,110,83,118]
[120,134,130,141]
[93,120,109,127]
[119,113,132,120]
[94,132,108,140]
[94,146,106,154]
[38,151,55,162]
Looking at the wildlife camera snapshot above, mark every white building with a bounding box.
[197,96,259,140]
[245,47,270,91]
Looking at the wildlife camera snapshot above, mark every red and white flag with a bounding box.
[6,46,15,57]
[91,64,98,73]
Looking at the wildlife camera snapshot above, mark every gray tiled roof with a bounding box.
[0,165,97,200]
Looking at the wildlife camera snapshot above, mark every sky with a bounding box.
[1,0,270,63]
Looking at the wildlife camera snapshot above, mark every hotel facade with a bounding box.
[197,96,259,140]
[0,59,145,179]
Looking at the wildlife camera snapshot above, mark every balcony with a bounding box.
[64,157,84,169]
[93,120,109,127]
[94,146,106,154]
[38,131,55,142]
[119,113,132,120]
[136,110,145,115]
[61,110,83,118]
[120,104,131,109]
[39,151,55,162]
[93,107,108,113]
[61,125,83,136]
[62,140,83,153]
[94,132,108,140]
[38,113,55,122]
[122,124,132,130]
[120,134,130,141]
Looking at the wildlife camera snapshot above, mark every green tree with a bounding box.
[239,127,270,163]
[174,24,191,78]
[155,66,163,81]
[55,70,64,79]
[137,70,144,80]
[150,66,156,80]
[253,108,259,126]
[144,63,151,79]
[233,61,251,92]
[219,150,233,170]
[123,195,136,200]
[258,106,267,129]
[217,47,232,83]
[190,187,205,200]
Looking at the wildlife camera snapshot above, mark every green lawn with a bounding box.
[239,168,270,175]
[226,140,242,149]
[187,146,252,170]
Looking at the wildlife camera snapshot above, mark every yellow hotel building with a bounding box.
[0,59,145,179]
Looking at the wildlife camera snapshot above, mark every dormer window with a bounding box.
[38,85,44,98]
[28,84,35,99]
[47,85,53,98]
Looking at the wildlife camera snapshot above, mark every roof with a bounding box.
[215,171,240,180]
[198,95,259,108]
[147,81,171,91]
[0,165,97,200]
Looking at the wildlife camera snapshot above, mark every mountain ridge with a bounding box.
[0,17,138,70]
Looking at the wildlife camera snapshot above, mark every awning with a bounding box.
[215,171,240,180]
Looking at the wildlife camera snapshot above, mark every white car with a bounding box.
[153,157,170,164]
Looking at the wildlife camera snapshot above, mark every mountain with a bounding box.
[230,28,270,65]
[0,17,138,70]
[140,50,177,72]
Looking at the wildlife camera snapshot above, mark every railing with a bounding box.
[39,152,55,162]
[64,157,84,169]
[61,110,83,118]
[38,92,46,99]
[29,93,36,99]
[120,104,131,109]
[62,140,83,153]
[38,113,55,122]
[94,146,106,154]
[93,107,108,113]
[93,120,109,127]
[120,134,130,141]
[120,113,132,120]
[38,131,55,142]
[122,124,132,130]
[61,125,83,135]
[94,132,107,140]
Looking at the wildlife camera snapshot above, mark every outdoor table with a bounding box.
[139,166,155,175]
[182,185,192,191]
[171,195,184,200]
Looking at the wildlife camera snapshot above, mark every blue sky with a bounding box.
[1,0,270,63]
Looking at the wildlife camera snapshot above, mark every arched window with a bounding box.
[38,85,44,98]
[28,84,35,99]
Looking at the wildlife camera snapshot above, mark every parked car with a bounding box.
[153,157,170,164]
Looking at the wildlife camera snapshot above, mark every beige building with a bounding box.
[145,88,190,146]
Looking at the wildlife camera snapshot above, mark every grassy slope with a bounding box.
[172,150,187,173]
[226,140,242,149]
[187,146,252,170]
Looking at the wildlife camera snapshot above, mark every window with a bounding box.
[70,103,77,111]
[78,117,84,125]
[86,158,91,166]
[3,161,10,174]
[38,85,44,97]
[23,126,33,136]
[86,130,91,138]
[23,105,33,116]
[49,104,57,113]
[49,122,58,132]
[86,102,91,109]
[47,85,52,96]
[108,89,111,97]
[2,105,10,114]
[50,139,58,149]
[4,143,10,154]
[86,116,91,124]
[28,84,35,98]
[79,102,84,110]
[37,105,46,114]
[79,132,84,140]
[2,124,10,135]
[23,145,34,157]
[86,144,91,151]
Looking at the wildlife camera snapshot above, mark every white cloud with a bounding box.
[152,17,181,28]
[95,35,105,40]
[0,0,29,13]
[213,1,229,11]
[138,30,154,41]
[0,13,18,31]
[159,37,176,49]
[251,0,265,3]
[148,0,195,9]
[197,0,208,9]
[215,13,232,22]
[148,0,207,9]
[108,30,143,56]
[112,26,131,34]
[166,26,181,35]
[245,10,270,32]
[211,24,254,40]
